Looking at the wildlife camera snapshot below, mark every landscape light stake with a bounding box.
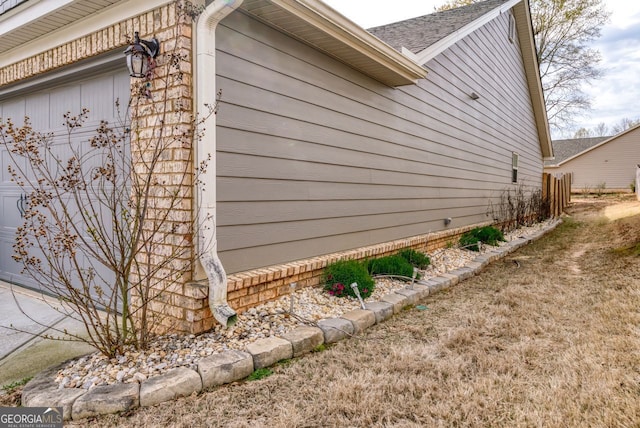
[410,267,418,289]
[350,282,366,310]
[289,282,297,315]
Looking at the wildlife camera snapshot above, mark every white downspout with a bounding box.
[195,0,244,327]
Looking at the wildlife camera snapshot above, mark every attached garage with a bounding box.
[0,53,130,293]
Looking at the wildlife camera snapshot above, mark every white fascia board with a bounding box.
[414,0,520,65]
[401,46,420,63]
[270,0,427,82]
[0,0,74,35]
[0,0,171,67]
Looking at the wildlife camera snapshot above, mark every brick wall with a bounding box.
[126,2,201,335]
[184,221,491,333]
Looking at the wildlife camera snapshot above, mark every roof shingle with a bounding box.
[367,0,511,53]
[545,137,611,166]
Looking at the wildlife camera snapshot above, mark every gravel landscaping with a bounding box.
[52,220,554,390]
[74,195,640,427]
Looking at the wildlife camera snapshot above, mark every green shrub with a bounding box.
[398,249,431,269]
[459,226,506,251]
[322,260,375,299]
[367,255,415,278]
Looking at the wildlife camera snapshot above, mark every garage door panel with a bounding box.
[49,85,81,129]
[1,99,25,124]
[1,147,27,184]
[81,74,115,122]
[0,188,23,231]
[0,67,129,305]
[25,93,50,130]
[114,75,131,118]
[0,230,38,289]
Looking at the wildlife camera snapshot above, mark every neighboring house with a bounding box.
[545,136,610,167]
[0,0,552,334]
[545,125,640,192]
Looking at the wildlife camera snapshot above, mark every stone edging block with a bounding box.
[246,336,293,369]
[22,363,86,421]
[364,301,394,323]
[341,309,376,334]
[280,326,324,357]
[72,383,139,420]
[317,317,355,343]
[380,292,410,313]
[448,267,475,281]
[465,261,483,274]
[394,288,420,306]
[428,275,453,292]
[140,367,202,407]
[473,254,492,268]
[198,350,254,389]
[408,283,430,299]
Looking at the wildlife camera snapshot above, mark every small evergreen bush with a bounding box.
[322,259,375,299]
[459,226,506,251]
[398,248,431,269]
[367,255,415,278]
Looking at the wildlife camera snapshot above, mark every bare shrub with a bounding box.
[488,185,551,232]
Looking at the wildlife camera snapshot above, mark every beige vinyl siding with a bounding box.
[546,126,640,191]
[215,10,543,274]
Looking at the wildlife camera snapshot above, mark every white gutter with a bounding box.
[195,0,244,328]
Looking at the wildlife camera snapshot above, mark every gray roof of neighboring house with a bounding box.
[545,137,610,167]
[367,0,511,54]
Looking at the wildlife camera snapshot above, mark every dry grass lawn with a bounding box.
[50,197,640,426]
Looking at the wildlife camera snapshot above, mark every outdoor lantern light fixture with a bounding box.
[124,32,159,78]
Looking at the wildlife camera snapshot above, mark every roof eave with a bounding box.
[241,0,427,87]
[513,0,553,159]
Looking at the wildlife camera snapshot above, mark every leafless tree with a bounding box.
[534,0,609,130]
[572,127,593,138]
[611,117,640,134]
[593,122,609,137]
[436,0,610,132]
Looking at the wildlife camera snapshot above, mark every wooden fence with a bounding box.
[543,173,571,217]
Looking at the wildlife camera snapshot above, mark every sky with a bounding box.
[323,0,640,138]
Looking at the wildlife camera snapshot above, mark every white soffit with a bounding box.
[0,0,121,52]
[0,0,171,65]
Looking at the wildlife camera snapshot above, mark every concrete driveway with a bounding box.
[0,282,95,386]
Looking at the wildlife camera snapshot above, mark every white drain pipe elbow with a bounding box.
[195,0,244,327]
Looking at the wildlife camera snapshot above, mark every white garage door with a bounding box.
[0,55,130,295]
